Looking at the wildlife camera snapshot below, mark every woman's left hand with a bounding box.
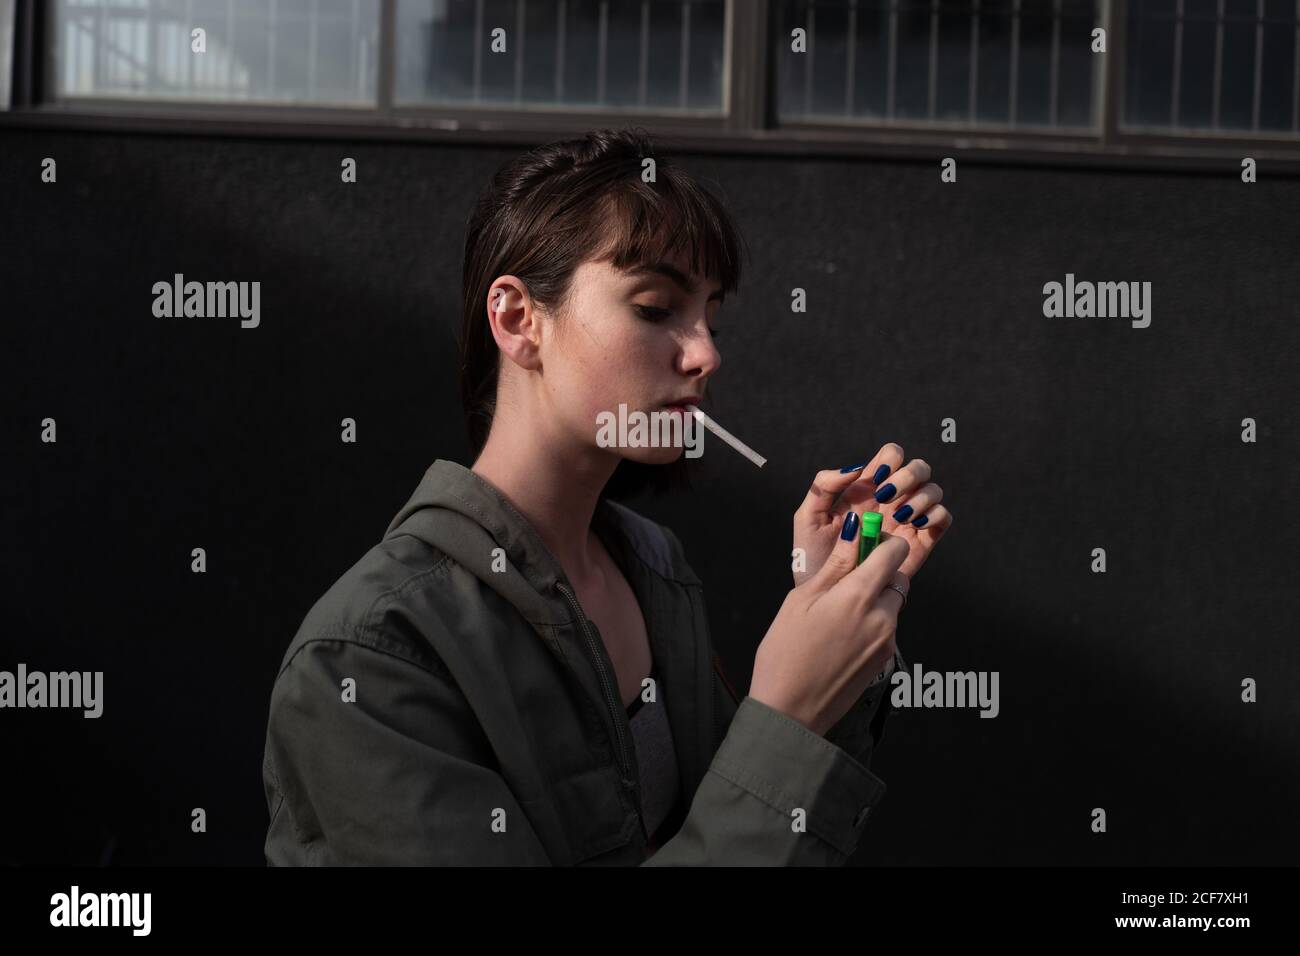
[792,442,953,588]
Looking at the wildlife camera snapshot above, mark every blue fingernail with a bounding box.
[840,511,860,541]
[839,461,868,473]
[911,514,928,528]
[874,483,896,504]
[871,464,890,484]
[892,505,913,523]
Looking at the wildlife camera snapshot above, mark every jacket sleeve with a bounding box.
[643,694,889,865]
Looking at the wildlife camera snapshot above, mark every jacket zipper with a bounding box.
[554,581,647,840]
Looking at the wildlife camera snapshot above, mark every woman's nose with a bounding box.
[682,328,722,377]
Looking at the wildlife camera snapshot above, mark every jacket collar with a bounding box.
[384,458,567,592]
[382,458,693,609]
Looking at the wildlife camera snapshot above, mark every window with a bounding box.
[394,0,728,112]
[51,0,380,106]
[1125,0,1300,135]
[776,0,1102,131]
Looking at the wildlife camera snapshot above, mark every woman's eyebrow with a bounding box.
[626,262,726,304]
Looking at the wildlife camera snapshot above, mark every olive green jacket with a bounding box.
[262,458,901,865]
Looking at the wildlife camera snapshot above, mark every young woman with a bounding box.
[262,127,952,866]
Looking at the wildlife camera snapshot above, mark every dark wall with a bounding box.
[3,126,1297,865]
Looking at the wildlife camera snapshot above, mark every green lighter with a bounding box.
[857,511,883,565]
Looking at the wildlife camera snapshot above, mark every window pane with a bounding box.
[394,0,726,113]
[777,0,1100,130]
[51,0,379,106]
[0,0,13,107]
[1125,0,1300,134]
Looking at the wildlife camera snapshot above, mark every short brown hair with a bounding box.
[459,127,747,500]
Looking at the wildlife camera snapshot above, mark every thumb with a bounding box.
[807,511,867,592]
[841,530,909,599]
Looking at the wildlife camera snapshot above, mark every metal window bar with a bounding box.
[225,0,232,95]
[472,0,482,104]
[1211,0,1223,127]
[803,0,814,114]
[1171,0,1182,126]
[306,2,319,99]
[968,0,979,122]
[639,0,649,107]
[514,0,524,105]
[681,0,691,108]
[886,0,897,117]
[1100,0,1120,143]
[1009,0,1019,125]
[555,0,565,101]
[147,0,157,93]
[1252,0,1263,130]
[377,0,392,111]
[93,0,102,89]
[1295,0,1299,131]
[845,0,856,115]
[269,0,277,97]
[353,0,364,102]
[1049,0,1060,126]
[597,0,607,104]
[927,0,937,119]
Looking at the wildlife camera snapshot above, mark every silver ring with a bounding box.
[885,583,908,611]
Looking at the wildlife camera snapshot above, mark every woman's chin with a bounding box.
[621,446,684,466]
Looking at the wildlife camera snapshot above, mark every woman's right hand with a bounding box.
[749,513,910,737]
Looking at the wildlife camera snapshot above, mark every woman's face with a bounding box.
[535,252,725,465]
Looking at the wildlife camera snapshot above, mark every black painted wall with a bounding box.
[3,126,1297,865]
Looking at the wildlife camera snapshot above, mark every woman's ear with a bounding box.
[487,276,542,371]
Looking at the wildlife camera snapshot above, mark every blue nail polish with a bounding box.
[892,505,913,523]
[874,483,896,504]
[840,511,860,541]
[839,461,868,473]
[871,464,890,484]
[911,514,929,528]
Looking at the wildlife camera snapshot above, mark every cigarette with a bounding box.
[685,404,767,468]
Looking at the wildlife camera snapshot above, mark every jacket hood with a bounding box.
[380,459,691,626]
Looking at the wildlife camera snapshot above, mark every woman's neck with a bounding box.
[471,424,618,585]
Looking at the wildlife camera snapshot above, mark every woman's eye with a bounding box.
[635,304,721,341]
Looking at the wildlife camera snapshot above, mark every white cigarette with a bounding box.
[685,404,767,468]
